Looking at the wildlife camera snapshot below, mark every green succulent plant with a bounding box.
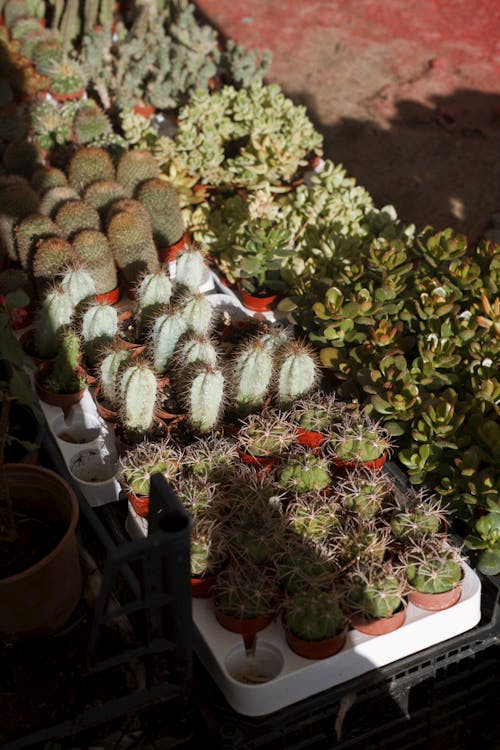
[465,511,500,576]
[119,440,181,498]
[345,562,406,620]
[285,589,346,642]
[404,540,464,594]
[277,451,331,495]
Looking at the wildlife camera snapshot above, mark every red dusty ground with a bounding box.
[195,0,500,238]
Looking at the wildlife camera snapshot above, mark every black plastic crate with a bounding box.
[0,433,193,750]
[194,571,500,750]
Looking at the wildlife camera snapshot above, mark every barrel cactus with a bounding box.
[68,146,115,192]
[404,540,463,594]
[277,451,331,495]
[116,149,161,198]
[54,199,101,240]
[285,590,346,641]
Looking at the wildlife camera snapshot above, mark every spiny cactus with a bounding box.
[99,346,131,409]
[119,440,181,498]
[107,209,159,286]
[83,180,127,217]
[0,181,40,262]
[43,330,84,394]
[285,590,346,641]
[32,37,64,76]
[39,185,79,217]
[404,540,463,594]
[276,340,319,407]
[346,563,406,620]
[33,286,74,358]
[213,562,277,620]
[175,244,207,293]
[60,266,96,308]
[179,292,213,336]
[72,229,118,296]
[105,197,151,227]
[238,410,296,458]
[119,361,158,437]
[277,451,331,494]
[182,363,225,434]
[134,269,172,335]
[390,491,446,542]
[115,149,161,198]
[150,310,188,373]
[137,177,184,248]
[67,146,115,192]
[335,469,394,519]
[328,411,393,464]
[230,335,274,415]
[54,199,101,239]
[81,302,119,366]
[176,334,219,369]
[182,435,240,484]
[32,236,75,293]
[276,542,335,596]
[3,139,42,179]
[31,165,68,195]
[73,101,112,145]
[15,213,61,270]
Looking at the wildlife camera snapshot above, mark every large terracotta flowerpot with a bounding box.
[34,360,86,417]
[408,584,462,612]
[0,464,82,640]
[350,606,406,635]
[284,624,348,660]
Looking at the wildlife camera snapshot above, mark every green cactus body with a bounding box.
[108,210,159,286]
[185,365,224,434]
[15,213,61,270]
[81,303,119,365]
[105,198,151,227]
[116,149,161,198]
[100,348,130,407]
[68,147,115,192]
[32,236,75,292]
[137,271,172,311]
[277,342,318,406]
[83,180,127,217]
[39,186,79,217]
[178,335,218,368]
[73,103,112,145]
[180,293,213,336]
[286,591,346,641]
[151,312,188,372]
[0,182,40,258]
[31,166,68,196]
[34,287,74,358]
[406,558,462,594]
[232,338,274,414]
[278,455,331,494]
[352,575,404,620]
[54,199,101,239]
[390,508,441,541]
[32,38,64,76]
[137,178,184,248]
[120,363,158,434]
[44,331,83,394]
[72,229,118,295]
[60,267,96,307]
[175,247,206,293]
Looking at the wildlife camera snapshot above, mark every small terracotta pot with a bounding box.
[133,102,155,119]
[350,606,407,635]
[237,286,278,313]
[408,583,462,612]
[191,574,217,599]
[127,491,149,519]
[50,89,84,102]
[34,361,86,417]
[237,447,277,470]
[284,624,348,660]
[215,608,273,636]
[92,384,118,423]
[332,452,387,478]
[158,231,191,263]
[297,428,325,450]
[95,286,121,305]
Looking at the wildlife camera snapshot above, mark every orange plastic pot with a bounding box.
[92,383,118,423]
[332,452,387,478]
[95,286,121,305]
[158,231,191,263]
[0,464,82,640]
[284,624,348,660]
[50,89,84,102]
[297,428,325,450]
[237,286,278,313]
[408,583,462,612]
[350,606,407,635]
[237,447,277,471]
[191,574,218,598]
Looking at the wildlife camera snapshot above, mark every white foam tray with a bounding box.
[126,502,482,717]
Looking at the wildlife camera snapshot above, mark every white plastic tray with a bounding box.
[126,502,482,717]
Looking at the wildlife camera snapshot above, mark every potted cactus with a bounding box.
[237,410,297,469]
[34,330,87,417]
[333,468,394,520]
[291,391,344,450]
[389,490,448,544]
[344,561,407,635]
[190,517,228,598]
[276,449,331,495]
[119,440,181,518]
[275,540,336,596]
[402,538,465,611]
[326,409,393,476]
[283,588,348,659]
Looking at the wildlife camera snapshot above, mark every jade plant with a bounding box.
[464,512,500,575]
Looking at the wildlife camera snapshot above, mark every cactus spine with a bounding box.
[68,146,115,192]
[177,335,218,368]
[119,362,158,435]
[34,287,74,358]
[72,229,118,296]
[54,199,101,239]
[32,236,75,293]
[137,178,185,248]
[99,347,130,408]
[151,311,188,373]
[116,149,161,198]
[276,341,319,406]
[15,213,61,270]
[179,293,213,336]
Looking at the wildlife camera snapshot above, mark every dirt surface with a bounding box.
[196,0,500,240]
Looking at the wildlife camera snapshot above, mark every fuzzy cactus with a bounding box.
[230,336,274,415]
[182,363,225,435]
[176,334,218,369]
[107,209,159,286]
[119,361,158,436]
[43,331,84,394]
[179,293,213,336]
[285,590,346,641]
[81,302,119,366]
[60,266,96,308]
[105,198,151,227]
[39,186,79,217]
[175,245,206,293]
[278,452,331,494]
[31,166,68,195]
[99,346,131,409]
[134,270,172,335]
[137,177,185,248]
[73,102,112,145]
[72,229,118,296]
[276,340,319,407]
[151,311,188,373]
[33,286,74,358]
[83,180,127,217]
[54,199,101,240]
[68,146,115,192]
[15,213,61,270]
[32,236,76,293]
[115,149,161,198]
